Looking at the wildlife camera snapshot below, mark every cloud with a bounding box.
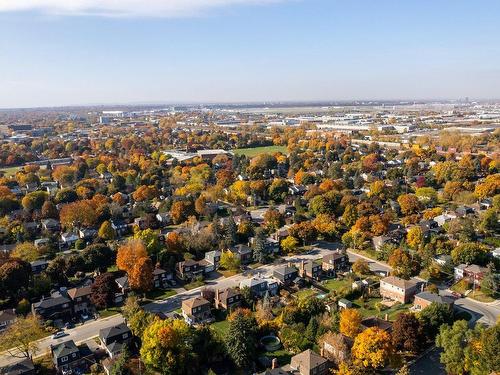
[0,0,286,17]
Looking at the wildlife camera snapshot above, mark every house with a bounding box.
[99,323,132,358]
[156,212,171,226]
[273,264,299,286]
[320,334,353,367]
[360,316,393,332]
[42,181,59,196]
[322,251,348,276]
[34,238,50,248]
[153,267,172,289]
[338,299,352,310]
[41,218,60,232]
[413,291,454,311]
[380,276,419,304]
[78,228,97,241]
[434,254,452,267]
[456,206,474,217]
[239,275,279,298]
[67,285,93,315]
[288,349,331,375]
[454,264,488,286]
[181,296,213,325]
[0,358,35,375]
[110,220,129,237]
[0,309,16,331]
[434,213,457,227]
[299,260,323,280]
[51,340,94,374]
[214,288,242,311]
[204,250,221,270]
[372,235,399,252]
[32,291,72,321]
[115,276,130,294]
[30,259,49,274]
[229,244,253,264]
[60,232,79,247]
[176,259,204,281]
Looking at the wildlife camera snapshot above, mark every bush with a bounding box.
[75,239,86,250]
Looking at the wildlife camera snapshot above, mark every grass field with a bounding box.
[211,319,230,337]
[0,166,22,177]
[233,145,287,157]
[145,289,177,301]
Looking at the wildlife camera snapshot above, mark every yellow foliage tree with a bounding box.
[352,327,393,369]
[339,308,362,338]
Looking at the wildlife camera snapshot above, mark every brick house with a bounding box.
[288,349,331,375]
[214,288,242,311]
[322,252,348,276]
[181,296,213,325]
[413,291,454,311]
[380,276,419,304]
[299,260,323,280]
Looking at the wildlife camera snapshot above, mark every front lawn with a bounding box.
[184,280,205,290]
[219,269,241,278]
[145,289,177,301]
[98,307,121,318]
[233,145,288,157]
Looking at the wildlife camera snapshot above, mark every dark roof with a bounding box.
[415,291,454,305]
[274,265,297,276]
[361,317,393,332]
[99,323,131,341]
[67,285,92,300]
[0,358,34,375]
[33,294,70,309]
[0,309,16,324]
[52,340,79,359]
[106,341,124,354]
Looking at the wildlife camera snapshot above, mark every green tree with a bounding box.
[98,220,116,240]
[219,250,240,271]
[0,315,45,359]
[252,228,268,264]
[480,263,499,298]
[134,229,162,255]
[418,302,453,339]
[436,320,469,375]
[224,215,238,246]
[225,309,258,368]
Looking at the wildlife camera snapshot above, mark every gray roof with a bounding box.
[99,323,131,340]
[52,340,79,359]
[415,292,454,305]
[0,358,34,375]
[33,294,70,309]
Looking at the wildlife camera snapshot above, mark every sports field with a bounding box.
[233,145,287,157]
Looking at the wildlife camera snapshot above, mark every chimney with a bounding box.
[271,358,278,369]
[385,313,388,321]
[320,347,325,358]
[215,288,220,305]
[288,262,293,268]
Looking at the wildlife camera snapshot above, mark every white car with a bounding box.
[52,331,67,339]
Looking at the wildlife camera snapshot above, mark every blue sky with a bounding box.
[1,0,499,108]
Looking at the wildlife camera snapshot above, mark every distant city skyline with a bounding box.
[1,0,500,108]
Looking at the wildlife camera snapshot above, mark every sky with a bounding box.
[1,0,500,108]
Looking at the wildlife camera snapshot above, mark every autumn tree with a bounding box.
[59,200,97,229]
[289,221,318,246]
[134,228,162,255]
[406,225,424,250]
[352,259,370,276]
[0,259,31,299]
[170,200,195,225]
[11,242,39,262]
[263,208,284,233]
[392,313,424,353]
[117,239,148,272]
[0,315,45,359]
[91,272,118,309]
[281,236,299,254]
[140,318,194,374]
[388,249,418,279]
[132,185,159,202]
[98,220,116,240]
[352,327,393,369]
[397,194,422,216]
[340,308,362,338]
[129,256,154,292]
[21,191,48,211]
[219,250,240,271]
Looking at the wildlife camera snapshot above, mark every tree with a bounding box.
[59,200,97,229]
[129,256,153,292]
[98,220,116,240]
[170,200,195,225]
[134,229,162,255]
[0,259,31,299]
[289,221,318,246]
[451,242,490,266]
[91,272,118,309]
[122,297,154,339]
[268,179,288,202]
[352,259,370,276]
[392,313,424,353]
[21,191,48,211]
[109,349,131,375]
[339,308,362,338]
[418,302,453,339]
[223,215,238,246]
[312,213,338,239]
[281,236,299,254]
[11,242,39,262]
[481,263,499,298]
[44,255,68,284]
[352,327,393,369]
[140,318,193,375]
[225,309,258,368]
[132,185,159,202]
[219,250,240,271]
[0,315,45,359]
[396,364,411,375]
[252,228,268,264]
[397,194,422,216]
[406,226,424,250]
[415,187,438,205]
[436,320,469,375]
[81,243,115,272]
[388,249,418,279]
[41,200,58,219]
[117,239,148,273]
[263,208,284,233]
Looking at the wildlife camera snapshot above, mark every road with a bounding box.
[0,314,124,367]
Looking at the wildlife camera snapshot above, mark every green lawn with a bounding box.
[98,307,121,318]
[261,349,293,366]
[295,288,317,301]
[468,290,496,303]
[145,289,177,301]
[0,166,22,177]
[211,319,230,338]
[352,297,410,320]
[184,280,205,290]
[322,278,351,292]
[233,145,288,157]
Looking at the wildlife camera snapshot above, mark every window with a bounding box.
[122,333,129,339]
[61,356,68,362]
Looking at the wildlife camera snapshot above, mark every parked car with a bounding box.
[52,330,67,339]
